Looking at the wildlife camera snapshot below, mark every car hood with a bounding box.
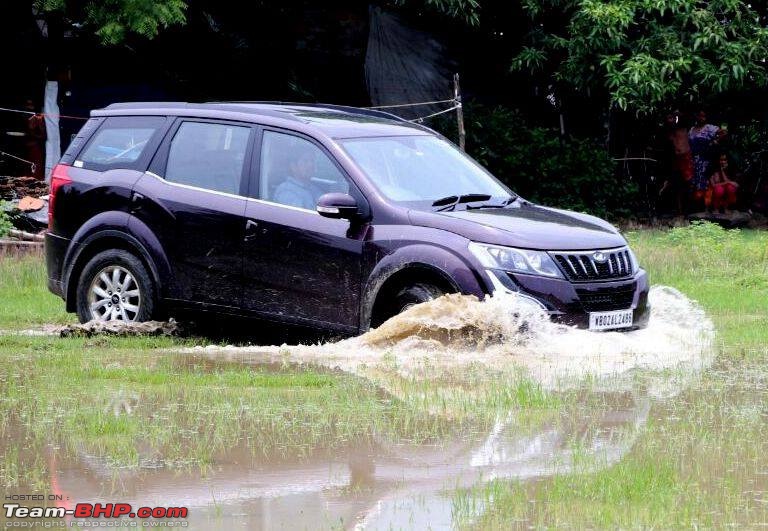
[408,202,626,250]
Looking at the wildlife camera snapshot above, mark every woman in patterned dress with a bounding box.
[688,110,724,206]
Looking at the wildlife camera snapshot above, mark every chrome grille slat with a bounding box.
[577,256,589,275]
[567,256,581,275]
[589,256,599,275]
[551,247,634,282]
[563,257,578,275]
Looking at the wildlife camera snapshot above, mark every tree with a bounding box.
[34,0,187,45]
[398,0,481,24]
[33,0,480,46]
[512,0,768,114]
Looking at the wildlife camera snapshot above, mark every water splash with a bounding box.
[183,286,714,389]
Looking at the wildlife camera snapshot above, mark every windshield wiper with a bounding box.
[431,193,492,212]
[465,194,520,210]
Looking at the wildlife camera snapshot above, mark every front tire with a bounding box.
[75,249,156,323]
[372,283,446,328]
[393,283,445,314]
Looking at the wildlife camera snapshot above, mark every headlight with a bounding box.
[627,247,640,272]
[468,242,564,279]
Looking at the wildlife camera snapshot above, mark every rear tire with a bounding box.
[373,283,445,328]
[75,249,156,324]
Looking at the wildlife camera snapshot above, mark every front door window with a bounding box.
[259,131,349,210]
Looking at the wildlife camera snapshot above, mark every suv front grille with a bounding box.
[552,247,634,282]
[576,284,636,312]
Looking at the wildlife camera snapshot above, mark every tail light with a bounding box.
[48,164,72,230]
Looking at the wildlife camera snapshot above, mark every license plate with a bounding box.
[589,309,634,331]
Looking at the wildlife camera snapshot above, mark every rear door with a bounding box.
[131,118,255,308]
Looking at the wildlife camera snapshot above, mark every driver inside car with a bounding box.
[273,148,325,210]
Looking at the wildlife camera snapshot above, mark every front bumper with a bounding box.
[484,268,651,330]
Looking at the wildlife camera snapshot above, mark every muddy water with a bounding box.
[3,287,724,529]
[156,286,714,528]
[185,286,714,388]
[43,389,649,529]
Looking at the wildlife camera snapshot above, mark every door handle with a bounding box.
[244,219,259,241]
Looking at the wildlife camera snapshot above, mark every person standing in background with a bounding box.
[658,110,693,214]
[688,110,724,207]
[23,99,46,180]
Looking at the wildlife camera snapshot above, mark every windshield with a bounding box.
[340,135,512,209]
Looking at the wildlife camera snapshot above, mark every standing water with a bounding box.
[154,287,714,527]
[5,286,716,529]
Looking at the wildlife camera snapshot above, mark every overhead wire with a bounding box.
[366,98,457,110]
[0,106,86,174]
[0,150,36,171]
[0,106,88,120]
[366,98,462,123]
[409,104,461,123]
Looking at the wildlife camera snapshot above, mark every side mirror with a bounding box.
[316,193,359,220]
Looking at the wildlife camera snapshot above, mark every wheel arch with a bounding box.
[63,230,163,313]
[360,237,491,331]
[365,263,459,330]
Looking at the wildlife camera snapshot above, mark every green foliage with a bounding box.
[464,105,637,219]
[662,220,741,250]
[401,0,481,24]
[35,0,478,45]
[513,0,768,114]
[35,0,187,45]
[0,202,13,238]
[725,118,768,176]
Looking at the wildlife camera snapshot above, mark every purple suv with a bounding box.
[45,102,649,333]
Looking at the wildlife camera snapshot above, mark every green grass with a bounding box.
[1,225,767,529]
[628,223,768,350]
[0,252,71,329]
[0,332,557,481]
[0,256,556,488]
[463,224,768,529]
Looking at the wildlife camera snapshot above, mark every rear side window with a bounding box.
[60,118,103,165]
[78,116,165,169]
[164,121,251,195]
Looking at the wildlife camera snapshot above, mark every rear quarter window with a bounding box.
[76,116,167,171]
[60,118,103,165]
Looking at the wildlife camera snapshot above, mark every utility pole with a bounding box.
[454,73,466,151]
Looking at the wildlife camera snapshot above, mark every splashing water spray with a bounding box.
[185,285,715,391]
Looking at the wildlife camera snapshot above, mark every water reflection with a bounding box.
[42,388,649,530]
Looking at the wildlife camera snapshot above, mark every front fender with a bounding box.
[360,241,488,330]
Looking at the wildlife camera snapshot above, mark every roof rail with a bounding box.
[103,102,189,109]
[209,101,411,124]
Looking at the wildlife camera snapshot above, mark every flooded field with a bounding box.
[1,225,767,529]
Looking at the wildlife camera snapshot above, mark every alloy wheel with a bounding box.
[87,265,142,321]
